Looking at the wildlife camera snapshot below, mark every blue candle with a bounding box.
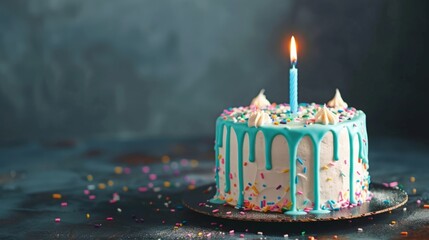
[289,36,298,113]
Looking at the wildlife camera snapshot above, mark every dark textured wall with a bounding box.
[0,1,428,142]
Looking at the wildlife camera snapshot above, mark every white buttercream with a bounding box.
[248,110,272,127]
[250,89,271,108]
[315,105,338,125]
[327,89,348,109]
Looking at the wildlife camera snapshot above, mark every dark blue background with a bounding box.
[1,0,428,143]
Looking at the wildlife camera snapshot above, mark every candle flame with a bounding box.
[290,36,297,64]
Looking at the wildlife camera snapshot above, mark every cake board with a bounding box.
[182,183,408,223]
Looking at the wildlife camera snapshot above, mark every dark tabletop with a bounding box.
[0,137,428,239]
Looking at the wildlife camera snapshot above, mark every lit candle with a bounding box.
[289,36,298,113]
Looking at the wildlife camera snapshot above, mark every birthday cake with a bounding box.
[210,89,371,215]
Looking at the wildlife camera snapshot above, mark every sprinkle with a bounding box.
[284,234,289,238]
[239,211,245,215]
[107,180,114,186]
[239,233,244,238]
[89,195,96,200]
[417,199,421,204]
[303,167,307,173]
[161,155,170,163]
[149,174,157,181]
[164,181,171,188]
[87,184,95,190]
[424,204,429,209]
[142,166,150,173]
[257,232,263,235]
[282,168,290,173]
[117,208,122,213]
[123,167,131,174]
[326,177,333,181]
[190,159,199,168]
[410,176,416,182]
[54,218,61,223]
[226,211,232,215]
[403,207,407,211]
[400,232,408,236]
[389,182,398,187]
[251,186,259,195]
[61,202,68,207]
[297,191,303,195]
[98,183,106,190]
[52,193,62,199]
[295,176,298,184]
[212,209,219,213]
[86,213,90,219]
[357,171,361,175]
[260,173,265,179]
[138,187,148,192]
[297,157,304,165]
[276,185,282,190]
[87,175,93,181]
[357,228,363,232]
[84,189,90,195]
[321,165,329,170]
[206,233,212,237]
[106,217,113,221]
[114,166,123,174]
[229,230,234,235]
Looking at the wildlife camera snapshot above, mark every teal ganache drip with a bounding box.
[214,119,223,195]
[231,125,247,207]
[347,125,356,204]
[212,111,368,215]
[247,129,258,163]
[332,129,340,160]
[224,125,231,193]
[210,119,227,204]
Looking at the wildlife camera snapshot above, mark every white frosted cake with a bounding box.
[210,89,371,215]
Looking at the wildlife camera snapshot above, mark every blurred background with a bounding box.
[0,0,428,144]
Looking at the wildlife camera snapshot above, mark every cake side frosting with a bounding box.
[210,90,370,215]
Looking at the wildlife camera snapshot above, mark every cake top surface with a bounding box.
[218,89,362,128]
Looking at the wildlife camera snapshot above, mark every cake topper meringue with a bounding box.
[315,105,338,125]
[248,110,272,127]
[250,89,271,108]
[327,88,348,109]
